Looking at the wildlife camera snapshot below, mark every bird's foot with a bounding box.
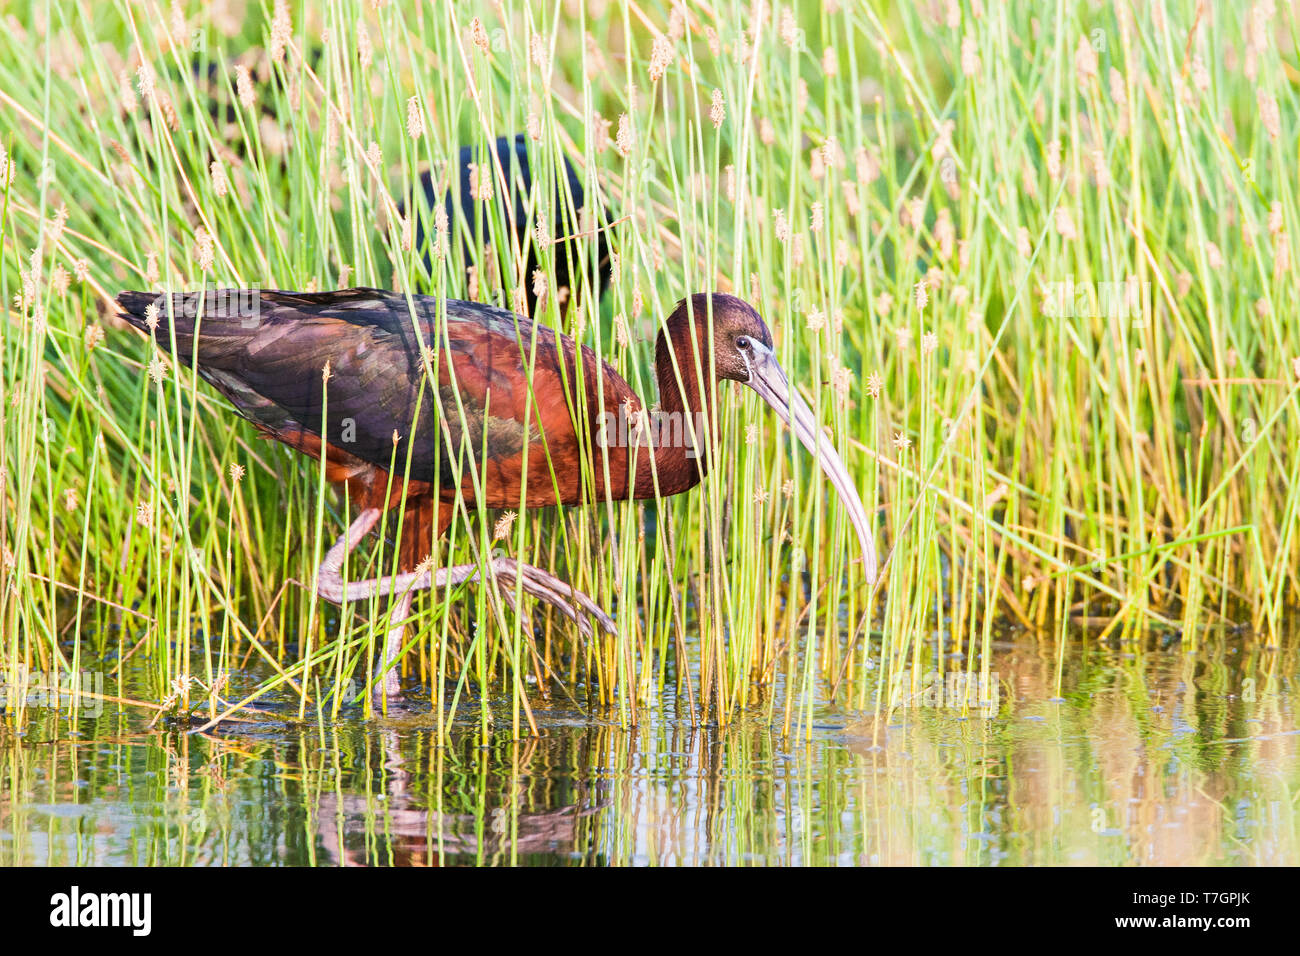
[480,556,616,640]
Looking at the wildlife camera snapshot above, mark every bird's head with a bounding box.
[663,293,878,585]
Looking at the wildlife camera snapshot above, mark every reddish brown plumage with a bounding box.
[251,423,442,568]
[116,289,771,574]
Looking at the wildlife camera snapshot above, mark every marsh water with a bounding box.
[1,629,1296,866]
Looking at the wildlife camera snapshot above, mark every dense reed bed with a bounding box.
[1,0,1296,737]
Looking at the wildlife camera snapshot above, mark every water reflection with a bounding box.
[0,633,1295,865]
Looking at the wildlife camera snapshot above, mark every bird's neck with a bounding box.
[634,313,721,498]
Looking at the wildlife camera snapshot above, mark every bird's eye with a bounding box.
[736,336,750,350]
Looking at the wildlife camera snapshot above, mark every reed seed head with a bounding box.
[935,209,955,258]
[1190,54,1210,93]
[406,96,424,140]
[1045,140,1061,180]
[468,163,492,202]
[961,34,980,76]
[358,23,373,70]
[773,208,790,242]
[809,149,825,181]
[1091,148,1110,190]
[616,114,634,156]
[136,62,155,100]
[1258,89,1281,140]
[832,365,853,399]
[855,146,879,187]
[1054,206,1078,241]
[51,265,69,296]
[235,65,255,110]
[1206,241,1223,269]
[662,3,684,38]
[210,160,230,198]
[1016,226,1031,257]
[1268,201,1284,237]
[270,0,292,65]
[705,26,720,56]
[649,35,673,82]
[779,8,798,47]
[710,88,725,129]
[195,227,214,271]
[118,69,138,112]
[468,17,489,54]
[1075,34,1098,86]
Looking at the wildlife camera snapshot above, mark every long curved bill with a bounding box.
[744,342,878,585]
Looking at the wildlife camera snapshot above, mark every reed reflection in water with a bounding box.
[0,633,1295,865]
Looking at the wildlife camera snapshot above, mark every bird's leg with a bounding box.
[314,508,415,702]
[379,590,413,701]
[314,509,616,701]
[315,508,387,604]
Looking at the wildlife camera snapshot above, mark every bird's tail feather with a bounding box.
[116,289,267,355]
[115,290,163,327]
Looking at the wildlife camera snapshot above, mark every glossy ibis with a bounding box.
[116,288,877,701]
